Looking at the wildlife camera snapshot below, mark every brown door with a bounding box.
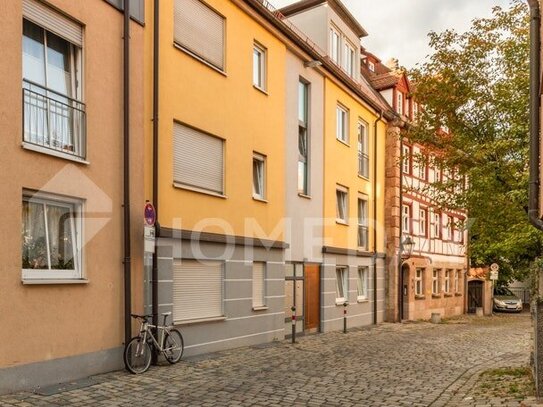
[304,264,320,332]
[468,281,483,313]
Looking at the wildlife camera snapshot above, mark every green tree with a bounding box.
[408,0,542,282]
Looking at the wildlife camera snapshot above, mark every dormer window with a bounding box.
[343,41,355,77]
[396,92,403,115]
[368,61,375,72]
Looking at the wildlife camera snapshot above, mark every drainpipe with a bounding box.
[527,0,543,231]
[372,111,383,325]
[123,0,132,345]
[397,126,404,322]
[152,0,160,347]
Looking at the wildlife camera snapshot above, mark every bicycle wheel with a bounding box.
[124,336,152,374]
[163,329,184,364]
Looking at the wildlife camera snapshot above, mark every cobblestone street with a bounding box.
[0,313,531,407]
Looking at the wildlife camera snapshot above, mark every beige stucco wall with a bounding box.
[0,0,144,370]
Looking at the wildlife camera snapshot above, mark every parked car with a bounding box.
[493,287,523,313]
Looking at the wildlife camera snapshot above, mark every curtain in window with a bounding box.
[22,201,47,269]
[336,269,345,299]
[253,159,263,197]
[336,190,346,220]
[46,204,75,270]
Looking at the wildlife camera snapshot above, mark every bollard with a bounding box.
[343,302,348,333]
[291,306,296,344]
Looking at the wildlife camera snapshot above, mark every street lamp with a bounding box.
[401,236,415,258]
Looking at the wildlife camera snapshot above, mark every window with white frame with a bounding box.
[358,120,369,178]
[397,92,403,115]
[22,192,82,280]
[415,268,424,296]
[298,80,309,195]
[336,186,348,223]
[454,270,460,292]
[252,42,266,91]
[22,3,85,159]
[173,122,225,195]
[402,205,411,234]
[343,41,355,77]
[432,269,440,295]
[418,154,427,180]
[419,208,427,237]
[433,213,441,238]
[368,60,375,72]
[335,266,348,303]
[445,269,452,293]
[434,165,442,183]
[174,0,225,71]
[402,145,411,174]
[330,26,340,64]
[357,267,368,300]
[252,262,266,308]
[252,153,266,200]
[358,196,368,249]
[336,104,349,143]
[446,216,453,240]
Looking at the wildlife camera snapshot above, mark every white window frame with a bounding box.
[336,185,348,224]
[432,269,439,295]
[418,154,427,180]
[402,204,410,234]
[397,92,403,115]
[357,266,368,301]
[22,192,83,281]
[415,268,424,296]
[252,152,266,200]
[402,145,411,174]
[419,208,427,237]
[336,104,349,143]
[444,269,451,293]
[330,26,340,64]
[446,216,453,240]
[252,42,267,91]
[343,41,355,77]
[454,270,460,292]
[433,213,441,238]
[368,60,375,72]
[252,262,266,309]
[358,196,368,249]
[335,266,349,304]
[358,120,369,178]
[298,79,309,195]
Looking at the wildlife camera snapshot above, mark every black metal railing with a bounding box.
[23,79,86,159]
[358,225,368,249]
[358,153,369,178]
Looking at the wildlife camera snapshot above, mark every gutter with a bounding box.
[527,0,543,231]
[152,0,160,336]
[123,0,132,345]
[372,110,384,325]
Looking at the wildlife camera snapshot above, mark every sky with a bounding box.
[270,0,512,68]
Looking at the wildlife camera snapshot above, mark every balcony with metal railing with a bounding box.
[358,153,369,178]
[23,79,86,160]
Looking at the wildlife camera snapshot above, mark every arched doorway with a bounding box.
[468,280,484,313]
[402,263,410,320]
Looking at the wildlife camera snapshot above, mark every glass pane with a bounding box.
[336,270,344,298]
[23,20,46,86]
[46,32,73,98]
[46,204,75,270]
[22,201,48,269]
[298,161,307,193]
[298,82,307,123]
[253,48,261,87]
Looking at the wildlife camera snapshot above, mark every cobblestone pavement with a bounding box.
[0,313,531,407]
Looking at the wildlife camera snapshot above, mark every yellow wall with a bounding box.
[323,77,386,253]
[145,0,286,240]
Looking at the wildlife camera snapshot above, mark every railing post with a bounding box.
[291,306,296,344]
[343,302,348,333]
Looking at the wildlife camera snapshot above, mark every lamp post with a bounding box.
[401,236,415,258]
[398,235,415,322]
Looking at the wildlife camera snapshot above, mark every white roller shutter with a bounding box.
[174,0,225,70]
[252,262,265,308]
[173,122,224,194]
[23,0,83,47]
[173,260,223,323]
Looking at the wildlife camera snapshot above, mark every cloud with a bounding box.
[271,0,512,68]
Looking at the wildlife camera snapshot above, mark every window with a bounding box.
[358,121,369,178]
[252,42,266,91]
[174,0,225,71]
[434,165,442,183]
[402,145,411,174]
[336,105,348,143]
[433,213,441,238]
[419,208,427,237]
[335,267,348,303]
[358,197,368,249]
[415,268,424,296]
[357,267,368,300]
[22,192,82,280]
[252,262,266,308]
[432,269,440,295]
[454,270,460,292]
[343,41,355,77]
[368,61,375,72]
[22,7,85,159]
[397,92,403,115]
[418,155,427,180]
[336,186,348,223]
[173,122,225,195]
[402,205,411,234]
[330,27,340,64]
[298,80,309,195]
[446,216,453,240]
[252,153,266,200]
[445,269,452,293]
[173,260,223,322]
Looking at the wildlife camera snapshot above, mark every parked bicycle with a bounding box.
[124,312,184,374]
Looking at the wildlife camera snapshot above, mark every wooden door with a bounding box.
[468,281,483,313]
[304,265,320,332]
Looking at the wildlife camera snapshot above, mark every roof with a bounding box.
[279,0,368,38]
[369,73,400,90]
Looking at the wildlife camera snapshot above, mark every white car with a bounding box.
[493,287,523,313]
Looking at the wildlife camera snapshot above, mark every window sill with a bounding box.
[336,300,348,306]
[173,182,227,199]
[336,220,349,226]
[431,294,442,299]
[253,85,268,95]
[415,295,425,300]
[173,43,227,77]
[22,278,89,285]
[175,316,226,326]
[336,138,350,147]
[455,292,463,297]
[252,196,268,203]
[444,293,453,297]
[358,174,370,181]
[298,193,311,200]
[22,142,89,165]
[357,297,369,303]
[252,306,268,311]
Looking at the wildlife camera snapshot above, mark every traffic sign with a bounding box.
[144,202,156,226]
[490,263,499,272]
[490,270,498,281]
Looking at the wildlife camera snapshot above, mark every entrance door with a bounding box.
[304,264,320,332]
[468,280,483,313]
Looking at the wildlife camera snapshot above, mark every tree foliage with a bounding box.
[407,0,542,282]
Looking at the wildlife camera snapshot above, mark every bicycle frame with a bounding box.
[137,319,179,354]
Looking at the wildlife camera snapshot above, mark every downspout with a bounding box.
[527,0,543,231]
[372,111,384,325]
[123,0,132,345]
[152,0,160,336]
[397,128,404,322]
